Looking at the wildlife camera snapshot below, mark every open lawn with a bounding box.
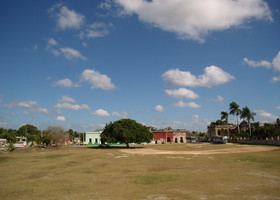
[0,144,279,200]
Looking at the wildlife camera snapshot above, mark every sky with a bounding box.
[0,0,280,132]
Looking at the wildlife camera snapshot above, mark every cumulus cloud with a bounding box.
[154,105,164,112]
[243,58,271,69]
[243,51,280,82]
[55,103,90,111]
[113,0,272,42]
[49,3,85,30]
[58,96,77,104]
[193,114,199,119]
[171,101,201,109]
[45,37,87,61]
[0,100,49,114]
[56,115,67,122]
[52,69,116,91]
[52,78,80,88]
[55,96,90,111]
[112,111,128,118]
[272,51,280,71]
[243,51,280,72]
[255,110,278,120]
[79,22,113,39]
[91,109,110,117]
[207,95,225,105]
[271,76,280,83]
[276,106,280,110]
[165,88,199,99]
[60,47,87,61]
[81,69,116,90]
[162,66,234,88]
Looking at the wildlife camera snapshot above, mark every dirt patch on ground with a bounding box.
[120,145,279,155]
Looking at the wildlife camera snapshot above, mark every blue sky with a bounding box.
[0,0,280,132]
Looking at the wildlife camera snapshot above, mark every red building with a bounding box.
[152,127,187,144]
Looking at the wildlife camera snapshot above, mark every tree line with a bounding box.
[216,101,280,139]
[0,124,82,147]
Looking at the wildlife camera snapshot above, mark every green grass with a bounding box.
[0,144,279,200]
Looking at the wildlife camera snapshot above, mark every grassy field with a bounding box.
[0,144,279,200]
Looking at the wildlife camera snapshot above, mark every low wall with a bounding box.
[230,139,280,146]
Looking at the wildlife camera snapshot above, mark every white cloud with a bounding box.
[165,88,199,99]
[255,110,278,120]
[33,44,38,51]
[0,100,49,114]
[52,78,80,88]
[207,95,225,104]
[47,38,58,47]
[154,105,164,112]
[60,47,87,61]
[56,115,67,122]
[113,0,272,42]
[52,69,116,91]
[243,57,271,69]
[272,51,280,71]
[55,96,90,111]
[112,111,128,118]
[55,102,90,111]
[91,109,110,117]
[79,22,113,39]
[82,42,88,47]
[276,106,280,110]
[271,76,280,83]
[81,69,116,90]
[58,96,77,104]
[49,4,85,30]
[162,66,234,88]
[171,101,201,109]
[193,114,199,119]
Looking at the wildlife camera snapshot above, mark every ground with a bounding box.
[120,143,279,155]
[0,143,279,200]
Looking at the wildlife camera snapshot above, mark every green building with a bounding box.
[85,130,102,146]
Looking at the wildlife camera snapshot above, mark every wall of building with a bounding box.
[207,124,236,137]
[152,132,174,144]
[230,137,280,146]
[85,131,102,145]
[152,130,188,144]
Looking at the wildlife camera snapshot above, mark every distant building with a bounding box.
[14,136,27,148]
[151,127,188,144]
[207,124,236,137]
[85,130,103,146]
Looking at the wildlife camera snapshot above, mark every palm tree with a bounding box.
[240,106,256,138]
[229,101,241,135]
[221,111,229,136]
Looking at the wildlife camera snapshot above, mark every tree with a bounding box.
[101,119,153,148]
[221,111,229,136]
[229,101,241,135]
[18,124,40,145]
[0,128,16,143]
[44,126,68,146]
[240,106,256,138]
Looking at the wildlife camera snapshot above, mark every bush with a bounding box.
[8,143,15,151]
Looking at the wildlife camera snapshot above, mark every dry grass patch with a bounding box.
[0,145,279,200]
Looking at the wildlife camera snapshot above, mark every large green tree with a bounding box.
[101,119,153,148]
[240,106,256,138]
[18,124,41,144]
[229,101,241,134]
